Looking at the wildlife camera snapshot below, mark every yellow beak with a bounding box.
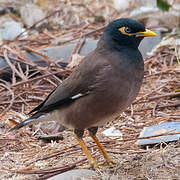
[136,29,157,37]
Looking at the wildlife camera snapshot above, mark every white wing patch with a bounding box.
[71,93,84,100]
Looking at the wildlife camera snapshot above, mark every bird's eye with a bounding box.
[125,27,131,33]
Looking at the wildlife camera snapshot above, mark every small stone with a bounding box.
[102,126,123,139]
[113,0,131,11]
[20,4,46,28]
[136,0,157,7]
[48,169,96,180]
[0,21,26,40]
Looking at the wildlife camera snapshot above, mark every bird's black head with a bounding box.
[100,18,156,50]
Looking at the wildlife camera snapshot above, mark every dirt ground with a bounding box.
[0,0,180,179]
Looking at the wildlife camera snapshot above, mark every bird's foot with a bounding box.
[106,158,118,167]
[78,162,109,169]
[93,162,109,169]
[79,159,118,169]
[89,133,118,167]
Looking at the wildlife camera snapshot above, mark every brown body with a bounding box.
[38,45,144,129]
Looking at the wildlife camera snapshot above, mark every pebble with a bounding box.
[48,169,96,180]
[20,4,46,28]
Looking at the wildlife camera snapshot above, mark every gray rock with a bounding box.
[136,0,157,7]
[40,39,98,61]
[130,6,159,18]
[113,0,131,11]
[137,121,180,146]
[139,30,161,57]
[20,4,46,28]
[48,169,96,180]
[0,21,26,40]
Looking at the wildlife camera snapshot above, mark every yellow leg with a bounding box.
[89,133,116,166]
[75,136,98,168]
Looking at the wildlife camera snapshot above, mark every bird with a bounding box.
[10,18,156,168]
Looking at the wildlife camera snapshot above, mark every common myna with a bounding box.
[10,18,156,168]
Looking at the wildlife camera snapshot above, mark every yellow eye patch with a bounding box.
[118,27,157,37]
[119,27,131,36]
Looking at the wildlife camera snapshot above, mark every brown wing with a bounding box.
[29,49,110,114]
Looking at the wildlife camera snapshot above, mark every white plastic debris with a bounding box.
[102,126,122,139]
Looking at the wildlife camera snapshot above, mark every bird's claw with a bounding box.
[78,159,118,169]
[78,162,109,169]
[106,159,118,167]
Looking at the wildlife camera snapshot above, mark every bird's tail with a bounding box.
[9,118,35,132]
